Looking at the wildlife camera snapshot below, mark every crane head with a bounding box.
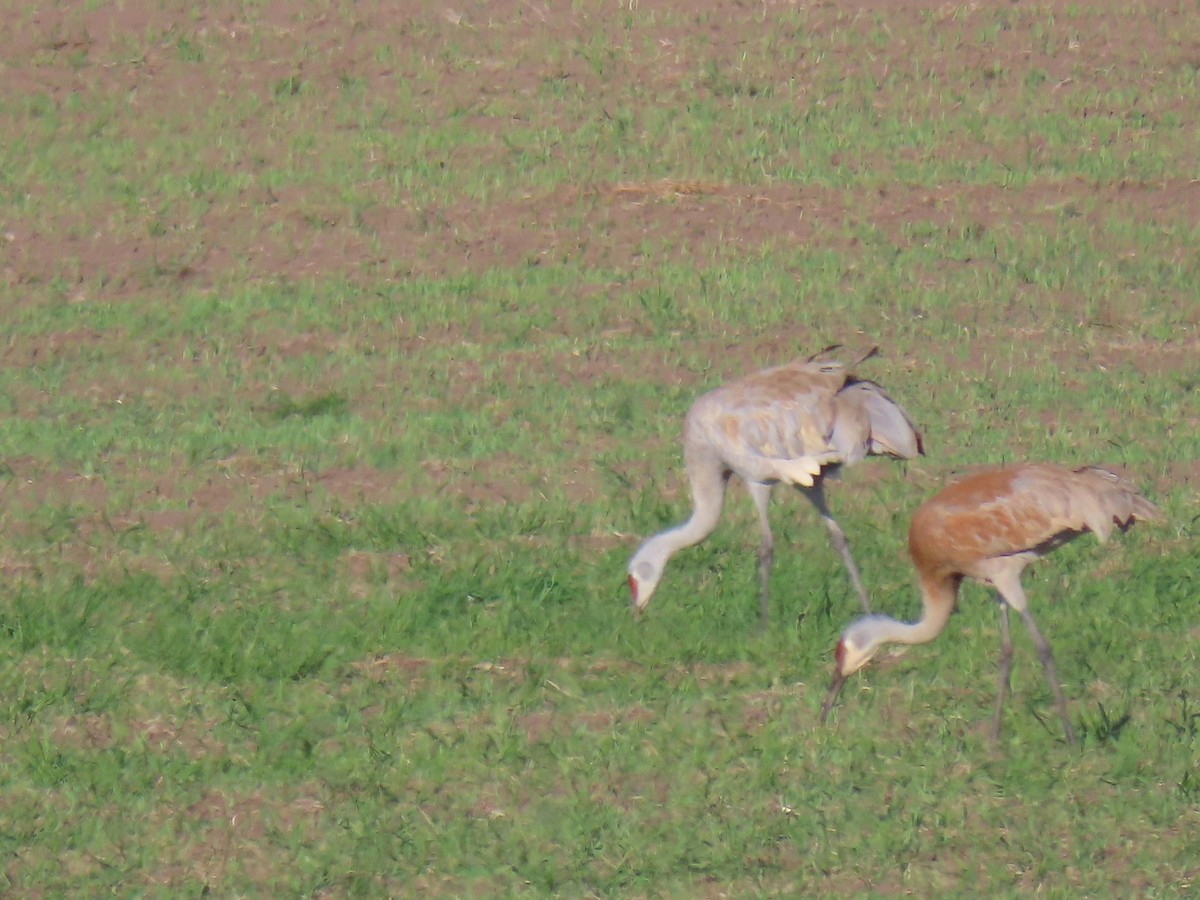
[627,568,654,617]
[626,555,661,617]
[820,618,889,725]
[834,616,889,676]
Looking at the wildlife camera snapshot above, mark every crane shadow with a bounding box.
[1164,691,1200,740]
[1077,702,1132,744]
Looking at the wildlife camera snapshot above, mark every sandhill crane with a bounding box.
[627,348,923,629]
[819,463,1159,744]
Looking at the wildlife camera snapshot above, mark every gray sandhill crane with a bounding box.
[627,348,924,628]
[819,463,1159,744]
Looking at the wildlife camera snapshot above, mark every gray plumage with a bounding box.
[627,350,924,627]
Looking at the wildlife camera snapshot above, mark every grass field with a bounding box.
[1,0,1198,894]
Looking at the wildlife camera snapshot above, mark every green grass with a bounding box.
[1,0,1198,894]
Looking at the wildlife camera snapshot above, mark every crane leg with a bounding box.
[806,483,871,614]
[748,482,774,632]
[991,601,1014,742]
[1016,607,1077,746]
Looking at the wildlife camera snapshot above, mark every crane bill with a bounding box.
[819,670,848,725]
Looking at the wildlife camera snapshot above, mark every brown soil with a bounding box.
[4,0,1197,295]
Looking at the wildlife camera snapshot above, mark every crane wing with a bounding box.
[914,464,1159,570]
[991,465,1160,544]
[831,380,924,462]
[687,360,846,483]
[1063,466,1161,541]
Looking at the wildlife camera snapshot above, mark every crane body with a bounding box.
[627,350,923,627]
[820,463,1159,743]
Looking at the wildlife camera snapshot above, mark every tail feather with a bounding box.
[775,452,842,486]
[1071,466,1160,542]
[834,381,924,460]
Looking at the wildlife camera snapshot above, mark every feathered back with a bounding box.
[910,463,1159,573]
[1064,466,1161,541]
[683,352,922,480]
[686,358,847,464]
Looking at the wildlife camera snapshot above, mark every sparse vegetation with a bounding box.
[0,0,1197,894]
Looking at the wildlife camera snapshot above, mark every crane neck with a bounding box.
[648,452,730,559]
[660,479,726,554]
[866,571,959,648]
[906,570,959,644]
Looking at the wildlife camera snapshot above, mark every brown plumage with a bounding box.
[627,348,923,628]
[820,463,1160,744]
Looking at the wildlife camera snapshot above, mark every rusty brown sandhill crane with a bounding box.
[627,348,924,628]
[819,463,1160,744]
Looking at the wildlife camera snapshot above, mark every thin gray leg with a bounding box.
[806,482,871,613]
[1016,607,1077,746]
[992,601,1014,742]
[747,481,774,631]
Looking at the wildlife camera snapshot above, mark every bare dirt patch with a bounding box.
[143,786,328,891]
[49,712,230,759]
[6,0,1199,298]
